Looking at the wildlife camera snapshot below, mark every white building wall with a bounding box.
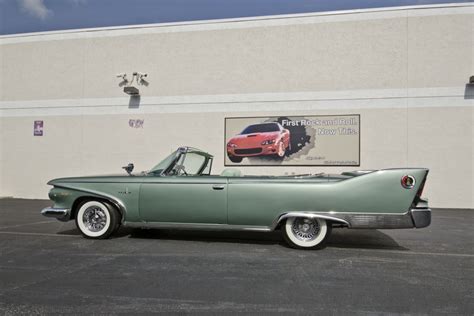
[0,3,473,208]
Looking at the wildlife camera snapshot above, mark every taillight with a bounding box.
[401,175,416,189]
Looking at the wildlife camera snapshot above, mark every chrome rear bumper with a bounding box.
[41,207,70,221]
[339,208,431,229]
[410,208,431,228]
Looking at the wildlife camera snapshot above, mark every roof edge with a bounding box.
[0,2,472,39]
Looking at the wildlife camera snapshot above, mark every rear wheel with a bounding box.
[75,200,120,239]
[282,217,331,249]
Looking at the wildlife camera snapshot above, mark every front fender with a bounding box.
[47,184,139,222]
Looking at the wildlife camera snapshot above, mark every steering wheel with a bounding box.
[174,165,188,176]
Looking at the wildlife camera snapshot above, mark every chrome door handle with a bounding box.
[212,184,225,190]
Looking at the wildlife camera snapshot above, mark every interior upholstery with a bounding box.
[220,168,242,177]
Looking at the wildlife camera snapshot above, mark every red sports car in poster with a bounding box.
[227,122,291,163]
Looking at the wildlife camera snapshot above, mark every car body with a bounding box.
[42,146,431,249]
[227,122,290,162]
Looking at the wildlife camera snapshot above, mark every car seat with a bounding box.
[220,168,242,177]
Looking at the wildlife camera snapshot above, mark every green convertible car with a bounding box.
[42,146,431,249]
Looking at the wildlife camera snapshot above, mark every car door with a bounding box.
[139,176,228,224]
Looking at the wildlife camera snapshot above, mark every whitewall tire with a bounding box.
[283,217,331,249]
[75,200,120,239]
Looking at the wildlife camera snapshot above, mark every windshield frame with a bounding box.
[149,147,213,176]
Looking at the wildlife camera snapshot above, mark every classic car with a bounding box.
[42,146,431,249]
[226,122,291,162]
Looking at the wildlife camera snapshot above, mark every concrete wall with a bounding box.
[0,3,473,208]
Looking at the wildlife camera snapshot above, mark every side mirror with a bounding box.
[122,163,134,176]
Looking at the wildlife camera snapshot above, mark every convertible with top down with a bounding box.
[42,146,431,249]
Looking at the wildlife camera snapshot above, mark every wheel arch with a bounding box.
[71,196,123,220]
[271,212,350,230]
[54,185,126,222]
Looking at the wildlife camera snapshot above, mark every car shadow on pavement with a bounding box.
[56,229,82,236]
[56,227,133,238]
[124,227,407,250]
[327,229,408,250]
[128,228,282,246]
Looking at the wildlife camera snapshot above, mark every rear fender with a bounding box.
[272,212,349,230]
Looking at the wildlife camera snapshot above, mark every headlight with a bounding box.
[227,143,237,148]
[261,139,276,145]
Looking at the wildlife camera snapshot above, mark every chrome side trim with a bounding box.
[122,210,430,232]
[338,212,414,229]
[272,212,350,230]
[273,211,419,229]
[41,207,70,221]
[123,221,271,232]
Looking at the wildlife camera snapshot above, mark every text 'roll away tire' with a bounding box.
[282,217,331,249]
[75,200,120,239]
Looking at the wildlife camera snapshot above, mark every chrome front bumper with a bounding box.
[41,207,71,222]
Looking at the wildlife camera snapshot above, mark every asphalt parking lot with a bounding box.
[0,198,473,315]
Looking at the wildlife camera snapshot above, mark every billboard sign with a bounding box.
[225,115,360,166]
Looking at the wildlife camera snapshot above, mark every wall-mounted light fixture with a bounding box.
[123,86,140,96]
[117,72,148,96]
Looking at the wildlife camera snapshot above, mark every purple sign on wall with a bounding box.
[129,119,144,128]
[34,120,43,136]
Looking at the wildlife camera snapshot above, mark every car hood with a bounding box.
[47,174,147,185]
[228,132,280,143]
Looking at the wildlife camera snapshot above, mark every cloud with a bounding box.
[18,0,53,20]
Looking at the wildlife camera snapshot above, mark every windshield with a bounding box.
[175,152,207,175]
[241,123,280,134]
[148,147,213,176]
[149,151,178,174]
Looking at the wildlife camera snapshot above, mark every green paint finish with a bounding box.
[227,169,427,227]
[44,147,429,230]
[139,177,227,223]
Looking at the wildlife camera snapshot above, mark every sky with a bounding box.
[0,0,472,35]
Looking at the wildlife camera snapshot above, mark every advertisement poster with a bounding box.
[225,115,360,166]
[33,120,43,136]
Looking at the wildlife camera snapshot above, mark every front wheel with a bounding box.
[282,217,331,249]
[75,200,120,239]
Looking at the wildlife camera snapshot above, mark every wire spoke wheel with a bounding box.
[291,218,320,242]
[283,217,331,249]
[83,206,107,232]
[75,200,120,239]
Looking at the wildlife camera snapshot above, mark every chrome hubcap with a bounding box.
[291,218,320,241]
[83,206,107,232]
